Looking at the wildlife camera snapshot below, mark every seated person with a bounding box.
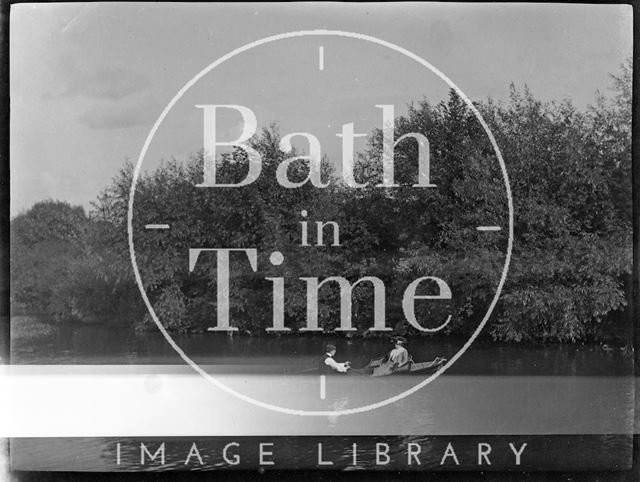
[319,344,351,374]
[388,336,409,371]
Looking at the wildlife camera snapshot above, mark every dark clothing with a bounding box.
[318,353,333,375]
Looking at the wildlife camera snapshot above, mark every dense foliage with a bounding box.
[11,63,632,342]
[10,201,140,322]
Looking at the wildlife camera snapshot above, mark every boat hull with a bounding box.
[366,357,447,377]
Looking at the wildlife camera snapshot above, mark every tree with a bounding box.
[11,201,89,319]
[15,62,631,343]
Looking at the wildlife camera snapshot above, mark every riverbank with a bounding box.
[11,312,633,346]
[9,316,633,375]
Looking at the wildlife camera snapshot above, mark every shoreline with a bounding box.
[9,314,633,347]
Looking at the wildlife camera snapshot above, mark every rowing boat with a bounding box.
[365,356,447,377]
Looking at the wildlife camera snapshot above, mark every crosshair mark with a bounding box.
[477,226,501,231]
[145,224,170,230]
[128,30,514,418]
[320,375,326,399]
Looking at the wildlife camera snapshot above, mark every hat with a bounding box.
[393,336,407,345]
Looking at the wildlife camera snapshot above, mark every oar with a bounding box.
[291,367,321,374]
[290,353,390,375]
[346,367,369,376]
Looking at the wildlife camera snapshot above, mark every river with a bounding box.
[8,316,635,472]
[10,316,633,376]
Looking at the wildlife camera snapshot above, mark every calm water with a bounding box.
[10,316,634,376]
[8,317,635,472]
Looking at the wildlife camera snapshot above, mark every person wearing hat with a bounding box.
[388,336,409,371]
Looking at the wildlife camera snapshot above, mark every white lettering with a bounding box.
[440,443,460,466]
[196,105,262,187]
[403,276,452,332]
[189,248,258,331]
[407,442,421,465]
[184,443,204,465]
[317,443,333,465]
[140,443,165,465]
[509,442,527,466]
[478,443,492,465]
[223,442,240,465]
[259,443,274,466]
[376,443,390,465]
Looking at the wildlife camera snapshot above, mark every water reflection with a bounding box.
[327,397,350,428]
[11,316,633,376]
[9,317,634,472]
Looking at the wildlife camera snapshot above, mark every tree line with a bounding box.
[10,61,632,343]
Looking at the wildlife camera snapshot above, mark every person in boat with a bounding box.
[388,336,410,371]
[319,344,351,374]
